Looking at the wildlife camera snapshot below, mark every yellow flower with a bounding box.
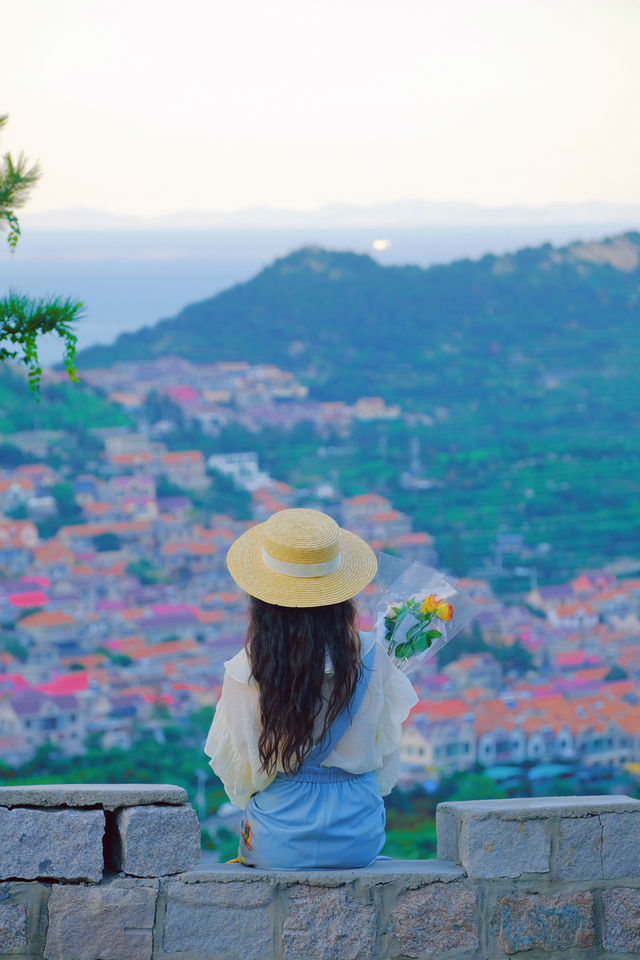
[420,594,439,614]
[435,601,453,621]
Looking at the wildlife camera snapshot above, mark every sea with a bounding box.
[0,221,632,366]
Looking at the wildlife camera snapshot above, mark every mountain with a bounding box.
[75,232,640,579]
[23,200,640,232]
[76,231,640,405]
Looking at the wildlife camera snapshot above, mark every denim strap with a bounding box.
[305,636,376,765]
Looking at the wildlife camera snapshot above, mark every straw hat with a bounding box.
[226,508,377,607]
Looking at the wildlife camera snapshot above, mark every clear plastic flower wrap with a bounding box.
[373,553,482,675]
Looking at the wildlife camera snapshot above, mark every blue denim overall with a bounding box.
[238,639,385,869]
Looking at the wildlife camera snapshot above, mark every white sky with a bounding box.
[2,0,640,216]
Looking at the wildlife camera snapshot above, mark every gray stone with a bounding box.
[556,815,603,880]
[0,783,187,810]
[603,887,640,952]
[44,880,157,960]
[0,902,27,950]
[163,879,274,960]
[113,804,200,877]
[391,883,478,958]
[435,805,457,862]
[0,807,104,881]
[282,886,376,960]
[438,794,640,820]
[601,811,640,878]
[459,815,549,878]
[495,891,595,954]
[177,858,465,887]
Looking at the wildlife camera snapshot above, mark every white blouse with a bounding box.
[204,633,419,808]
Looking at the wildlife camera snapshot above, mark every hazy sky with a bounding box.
[3,0,639,216]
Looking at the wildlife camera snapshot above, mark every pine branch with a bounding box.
[0,292,83,394]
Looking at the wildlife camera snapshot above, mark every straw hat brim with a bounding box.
[226,522,377,607]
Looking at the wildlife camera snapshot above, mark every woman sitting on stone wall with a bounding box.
[204,508,417,870]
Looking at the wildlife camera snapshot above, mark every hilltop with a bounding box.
[74,233,640,578]
[77,232,640,405]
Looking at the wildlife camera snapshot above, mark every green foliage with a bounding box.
[5,502,28,520]
[212,825,240,862]
[0,366,131,436]
[1,635,28,663]
[95,645,133,667]
[605,664,628,682]
[92,531,122,552]
[0,114,40,243]
[50,482,82,522]
[0,113,82,392]
[0,442,29,466]
[437,621,489,668]
[382,822,437,859]
[77,238,640,580]
[491,640,535,677]
[0,292,81,392]
[127,558,167,585]
[446,772,508,802]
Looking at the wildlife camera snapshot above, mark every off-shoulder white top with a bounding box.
[204,633,418,808]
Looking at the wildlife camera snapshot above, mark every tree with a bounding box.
[0,114,82,392]
[93,532,122,552]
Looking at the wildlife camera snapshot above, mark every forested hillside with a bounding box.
[75,233,640,580]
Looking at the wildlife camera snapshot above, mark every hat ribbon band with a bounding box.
[262,546,341,578]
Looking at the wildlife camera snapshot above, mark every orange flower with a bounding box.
[241,820,253,851]
[435,601,453,621]
[421,594,440,614]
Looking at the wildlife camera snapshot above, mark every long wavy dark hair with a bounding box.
[246,595,362,775]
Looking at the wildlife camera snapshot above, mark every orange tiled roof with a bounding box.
[84,502,115,516]
[195,610,224,624]
[19,610,76,629]
[60,521,149,537]
[120,608,145,620]
[344,493,388,506]
[369,510,402,523]
[554,601,596,617]
[163,542,217,557]
[411,698,471,720]
[162,451,203,465]
[33,542,74,565]
[390,532,433,545]
[110,453,152,465]
[0,477,33,492]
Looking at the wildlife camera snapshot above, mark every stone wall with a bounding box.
[1,786,640,959]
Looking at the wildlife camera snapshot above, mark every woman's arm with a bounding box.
[374,647,419,796]
[204,669,275,808]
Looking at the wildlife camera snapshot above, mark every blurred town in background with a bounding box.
[1,350,638,859]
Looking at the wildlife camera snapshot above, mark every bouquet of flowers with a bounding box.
[374,553,481,675]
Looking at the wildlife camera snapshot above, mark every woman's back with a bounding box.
[204,508,417,869]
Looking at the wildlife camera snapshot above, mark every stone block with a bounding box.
[391,883,478,958]
[494,891,595,954]
[0,902,27,951]
[435,805,457,862]
[459,815,549,878]
[282,886,376,960]
[112,803,200,877]
[0,807,104,882]
[438,795,640,820]
[0,783,187,810]
[601,811,640,878]
[556,815,603,880]
[44,880,157,960]
[163,879,274,960]
[603,887,640,953]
